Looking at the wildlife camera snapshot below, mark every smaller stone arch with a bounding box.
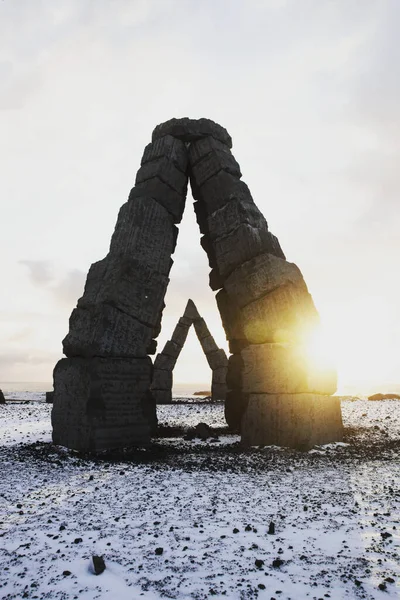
[151,300,228,404]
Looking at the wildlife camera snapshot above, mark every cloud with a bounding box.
[19,260,86,308]
[51,269,86,308]
[19,260,54,286]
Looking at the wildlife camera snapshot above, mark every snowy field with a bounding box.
[0,399,399,600]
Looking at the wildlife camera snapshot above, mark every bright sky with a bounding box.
[1,0,399,394]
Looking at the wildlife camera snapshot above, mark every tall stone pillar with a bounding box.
[52,135,188,450]
[185,119,342,449]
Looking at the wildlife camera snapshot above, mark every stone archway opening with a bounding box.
[151,299,227,405]
[52,117,343,452]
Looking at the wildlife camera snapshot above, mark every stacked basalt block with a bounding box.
[52,134,189,451]
[151,299,228,403]
[185,119,342,449]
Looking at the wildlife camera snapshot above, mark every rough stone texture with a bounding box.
[225,390,249,431]
[151,388,172,404]
[241,394,344,450]
[188,136,231,166]
[110,197,177,276]
[213,224,286,278]
[199,335,219,355]
[136,157,188,196]
[190,148,241,188]
[78,256,168,328]
[212,367,228,385]
[163,340,182,359]
[152,118,232,147]
[206,349,228,371]
[193,318,211,340]
[0,389,5,404]
[151,369,173,391]
[141,135,188,173]
[171,323,190,347]
[52,357,155,451]
[228,339,249,354]
[179,316,193,327]
[209,268,223,291]
[183,299,201,320]
[211,382,227,401]
[207,198,268,242]
[45,392,54,404]
[130,180,186,224]
[63,305,153,359]
[216,289,245,341]
[226,354,244,390]
[193,201,208,235]
[240,283,320,344]
[240,343,337,395]
[224,253,302,308]
[153,352,177,371]
[191,171,252,216]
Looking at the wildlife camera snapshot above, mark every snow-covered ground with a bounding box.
[0,399,399,600]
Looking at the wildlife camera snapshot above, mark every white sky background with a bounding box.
[1,0,399,393]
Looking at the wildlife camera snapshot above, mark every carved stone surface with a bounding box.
[52,357,155,450]
[240,284,320,344]
[152,117,232,147]
[171,323,190,347]
[224,253,302,308]
[63,305,153,359]
[163,340,182,359]
[188,136,231,165]
[190,148,241,188]
[151,368,173,391]
[225,390,249,431]
[207,198,267,242]
[151,388,172,404]
[153,352,177,371]
[110,197,177,276]
[212,367,228,384]
[206,349,228,371]
[141,135,188,173]
[241,394,343,450]
[209,268,223,291]
[136,157,188,196]
[241,344,337,395]
[193,318,211,340]
[216,289,244,341]
[211,382,227,401]
[191,171,252,216]
[213,223,286,278]
[130,180,186,224]
[183,299,201,320]
[46,392,54,404]
[78,256,168,328]
[199,335,219,355]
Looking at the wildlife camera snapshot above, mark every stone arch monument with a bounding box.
[151,299,228,404]
[52,117,343,451]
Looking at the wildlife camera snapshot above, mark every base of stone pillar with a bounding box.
[211,382,227,401]
[151,389,173,404]
[225,390,249,431]
[52,357,156,451]
[241,393,343,450]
